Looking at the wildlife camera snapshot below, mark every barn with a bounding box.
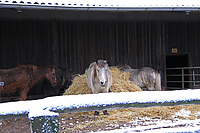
[0,0,200,99]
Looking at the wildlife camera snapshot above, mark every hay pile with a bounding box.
[63,67,141,95]
[60,105,200,132]
[61,67,200,132]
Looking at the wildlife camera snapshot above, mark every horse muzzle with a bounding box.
[100,81,106,87]
[51,82,57,87]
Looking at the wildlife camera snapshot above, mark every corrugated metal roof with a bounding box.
[0,0,200,11]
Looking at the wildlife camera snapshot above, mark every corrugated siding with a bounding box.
[0,20,54,67]
[1,19,200,88]
[55,21,166,73]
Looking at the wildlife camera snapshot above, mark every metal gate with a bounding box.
[166,67,200,90]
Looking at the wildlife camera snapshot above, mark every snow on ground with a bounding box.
[98,124,200,133]
[97,109,200,133]
[173,109,192,118]
[1,89,200,132]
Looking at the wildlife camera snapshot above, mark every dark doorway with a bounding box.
[166,54,190,90]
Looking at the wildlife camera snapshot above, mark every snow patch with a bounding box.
[1,89,200,121]
[173,109,192,118]
[96,119,200,133]
[28,109,58,118]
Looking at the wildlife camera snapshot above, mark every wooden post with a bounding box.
[29,115,59,133]
[29,109,59,133]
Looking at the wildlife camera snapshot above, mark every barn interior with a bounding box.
[1,1,200,101]
[166,54,190,90]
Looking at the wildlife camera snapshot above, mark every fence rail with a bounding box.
[166,66,200,90]
[1,90,200,132]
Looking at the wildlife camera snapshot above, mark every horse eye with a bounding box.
[97,68,100,72]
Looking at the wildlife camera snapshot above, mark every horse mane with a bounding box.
[93,64,97,77]
[17,65,38,75]
[93,60,107,77]
[17,65,54,76]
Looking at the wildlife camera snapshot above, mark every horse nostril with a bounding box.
[100,81,106,87]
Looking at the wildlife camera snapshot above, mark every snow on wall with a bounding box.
[0,89,200,118]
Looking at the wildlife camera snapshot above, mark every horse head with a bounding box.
[94,60,109,87]
[45,67,57,87]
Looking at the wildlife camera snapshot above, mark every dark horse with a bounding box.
[0,65,57,101]
[42,67,71,97]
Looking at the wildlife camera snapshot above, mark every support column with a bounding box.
[29,109,59,133]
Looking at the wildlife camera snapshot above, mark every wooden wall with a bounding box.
[1,18,200,88]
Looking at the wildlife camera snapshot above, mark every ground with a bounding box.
[0,117,31,133]
[1,105,200,133]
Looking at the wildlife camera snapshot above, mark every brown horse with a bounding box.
[118,65,161,91]
[0,65,57,101]
[86,60,112,115]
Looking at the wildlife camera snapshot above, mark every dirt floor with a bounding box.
[0,117,31,133]
[1,105,200,133]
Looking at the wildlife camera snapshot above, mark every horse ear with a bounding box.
[93,63,97,77]
[96,60,99,65]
